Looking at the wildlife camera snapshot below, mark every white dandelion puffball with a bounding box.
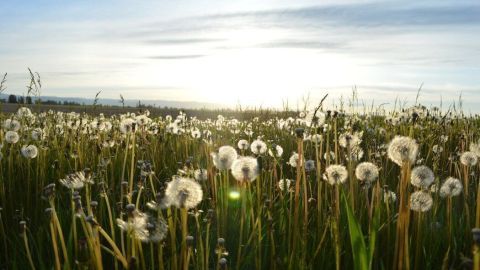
[383,190,397,203]
[165,177,203,209]
[324,165,348,185]
[117,211,149,241]
[145,217,168,243]
[211,146,238,170]
[460,151,478,167]
[410,191,433,212]
[339,132,361,149]
[120,118,136,134]
[439,177,463,198]
[288,153,300,168]
[268,144,284,158]
[304,110,326,127]
[21,145,38,159]
[355,162,379,183]
[410,165,434,189]
[59,171,94,190]
[469,142,480,157]
[311,134,323,144]
[194,169,208,182]
[31,128,45,141]
[3,119,21,131]
[387,136,419,166]
[250,139,267,155]
[278,179,292,191]
[16,107,33,118]
[237,139,250,150]
[231,156,260,182]
[5,131,20,144]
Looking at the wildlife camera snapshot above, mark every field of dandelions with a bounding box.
[1,104,480,270]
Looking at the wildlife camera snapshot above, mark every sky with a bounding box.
[0,0,479,112]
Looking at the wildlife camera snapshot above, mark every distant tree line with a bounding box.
[1,94,81,106]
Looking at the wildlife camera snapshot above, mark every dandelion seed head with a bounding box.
[5,130,20,144]
[460,151,478,167]
[59,171,93,190]
[278,179,292,191]
[194,169,208,182]
[410,191,433,212]
[304,111,326,127]
[440,177,463,198]
[3,119,21,131]
[355,162,379,183]
[288,153,300,168]
[339,132,362,149]
[237,139,250,150]
[387,136,419,166]
[231,156,259,182]
[250,139,267,155]
[211,146,238,170]
[410,165,435,189]
[165,177,203,209]
[383,190,397,203]
[21,145,38,159]
[324,165,348,185]
[268,144,283,158]
[116,211,149,241]
[469,141,480,157]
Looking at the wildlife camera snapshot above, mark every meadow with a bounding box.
[0,100,479,269]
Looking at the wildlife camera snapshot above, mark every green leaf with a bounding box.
[342,191,369,270]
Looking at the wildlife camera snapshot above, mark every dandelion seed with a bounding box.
[355,162,379,183]
[410,165,435,189]
[410,191,433,212]
[460,151,478,166]
[231,157,259,182]
[164,177,203,209]
[387,136,419,166]
[211,146,238,170]
[439,177,463,198]
[324,165,348,185]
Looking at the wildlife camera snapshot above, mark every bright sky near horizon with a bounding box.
[1,0,479,111]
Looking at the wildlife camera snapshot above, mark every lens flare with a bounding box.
[228,190,241,200]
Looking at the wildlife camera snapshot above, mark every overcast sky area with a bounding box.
[1,0,479,112]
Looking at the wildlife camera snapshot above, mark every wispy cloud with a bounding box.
[146,54,206,60]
